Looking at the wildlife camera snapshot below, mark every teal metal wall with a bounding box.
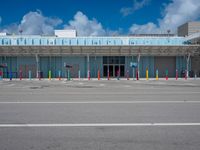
[125,56,154,78]
[89,56,103,78]
[0,55,193,78]
[176,56,191,76]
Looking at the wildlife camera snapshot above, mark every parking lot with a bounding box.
[0,78,200,150]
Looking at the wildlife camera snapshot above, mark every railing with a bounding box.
[0,36,185,46]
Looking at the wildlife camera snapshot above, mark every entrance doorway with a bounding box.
[103,65,125,77]
[103,56,125,78]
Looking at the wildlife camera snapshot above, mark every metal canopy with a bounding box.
[0,45,200,56]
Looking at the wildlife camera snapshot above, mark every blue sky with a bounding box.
[0,0,200,36]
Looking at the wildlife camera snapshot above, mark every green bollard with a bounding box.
[67,69,70,80]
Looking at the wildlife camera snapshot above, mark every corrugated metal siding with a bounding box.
[89,56,103,78]
[125,56,137,78]
[62,56,86,78]
[125,56,154,78]
[139,56,154,78]
[176,56,191,77]
[17,57,36,78]
[191,56,200,77]
[155,57,176,77]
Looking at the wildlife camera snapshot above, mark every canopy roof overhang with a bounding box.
[0,45,200,56]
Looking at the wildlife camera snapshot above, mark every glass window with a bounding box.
[103,56,107,64]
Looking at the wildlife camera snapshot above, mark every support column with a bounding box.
[35,54,40,78]
[137,53,140,79]
[186,53,190,78]
[87,54,90,80]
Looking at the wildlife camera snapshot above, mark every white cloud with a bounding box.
[129,22,161,34]
[120,0,150,16]
[1,10,62,35]
[129,0,200,34]
[64,11,107,36]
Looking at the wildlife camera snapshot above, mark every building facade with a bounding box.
[0,23,200,79]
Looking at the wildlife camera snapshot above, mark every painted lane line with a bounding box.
[0,123,200,127]
[0,101,200,104]
[1,92,200,95]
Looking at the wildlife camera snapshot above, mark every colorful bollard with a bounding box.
[176,69,178,80]
[48,70,51,80]
[156,69,159,80]
[9,70,12,81]
[67,69,70,80]
[0,70,2,80]
[98,70,100,80]
[107,69,110,80]
[117,70,120,80]
[19,70,22,80]
[88,70,90,80]
[136,68,139,80]
[38,71,41,80]
[78,70,81,80]
[126,70,129,80]
[58,70,61,80]
[146,68,149,80]
[166,69,168,80]
[29,70,31,80]
[185,70,187,80]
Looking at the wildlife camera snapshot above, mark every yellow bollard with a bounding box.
[146,68,149,80]
[156,69,159,80]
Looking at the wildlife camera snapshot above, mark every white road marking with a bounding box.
[0,101,199,104]
[0,123,200,127]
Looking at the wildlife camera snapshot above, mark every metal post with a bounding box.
[146,67,149,80]
[166,69,168,80]
[29,70,31,80]
[58,70,61,80]
[9,69,12,81]
[78,70,81,80]
[67,69,70,80]
[127,70,129,80]
[48,70,51,80]
[107,66,110,80]
[176,69,178,80]
[156,69,159,80]
[19,70,22,80]
[0,69,2,80]
[98,70,100,80]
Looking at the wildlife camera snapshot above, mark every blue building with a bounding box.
[0,23,200,79]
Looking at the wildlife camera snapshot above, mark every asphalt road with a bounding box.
[0,79,200,150]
